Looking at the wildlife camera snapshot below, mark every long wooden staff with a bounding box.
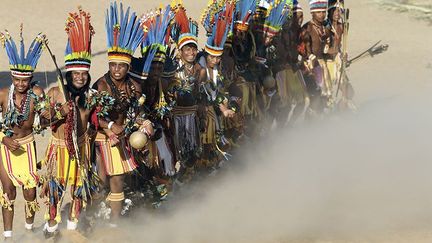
[43,40,80,204]
[335,8,350,98]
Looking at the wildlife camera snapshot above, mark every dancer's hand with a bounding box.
[223,109,235,118]
[110,123,124,136]
[40,109,52,120]
[109,133,120,146]
[140,120,154,137]
[1,137,21,151]
[60,102,70,117]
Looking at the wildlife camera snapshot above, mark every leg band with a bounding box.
[106,192,125,202]
[24,199,40,218]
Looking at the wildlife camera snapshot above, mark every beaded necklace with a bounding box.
[311,20,327,43]
[1,85,35,137]
[13,90,32,125]
[177,61,197,92]
[104,72,136,111]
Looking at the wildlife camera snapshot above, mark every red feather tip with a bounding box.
[65,8,94,54]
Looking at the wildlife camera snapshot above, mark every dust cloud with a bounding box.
[79,89,432,243]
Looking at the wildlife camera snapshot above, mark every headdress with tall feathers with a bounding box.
[201,0,226,37]
[202,0,235,56]
[64,7,94,72]
[0,24,46,78]
[254,0,270,20]
[262,0,293,38]
[234,0,257,32]
[129,5,173,80]
[105,1,144,64]
[171,1,199,50]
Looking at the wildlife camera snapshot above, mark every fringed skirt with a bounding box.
[145,132,175,176]
[172,105,200,164]
[43,134,90,187]
[276,67,308,107]
[236,79,260,118]
[201,106,217,145]
[43,133,95,223]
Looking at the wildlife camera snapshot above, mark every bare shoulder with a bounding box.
[0,87,9,107]
[32,85,45,96]
[93,76,109,92]
[46,86,61,101]
[131,79,142,93]
[0,87,9,96]
[301,22,312,32]
[195,63,205,72]
[47,86,60,95]
[198,66,207,82]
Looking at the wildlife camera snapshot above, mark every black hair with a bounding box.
[65,71,91,108]
[328,8,338,22]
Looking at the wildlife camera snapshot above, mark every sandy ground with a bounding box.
[0,0,431,242]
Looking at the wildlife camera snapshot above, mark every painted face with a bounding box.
[12,76,31,93]
[71,70,89,89]
[206,54,221,69]
[312,11,326,24]
[179,43,198,64]
[109,62,129,81]
[148,61,164,80]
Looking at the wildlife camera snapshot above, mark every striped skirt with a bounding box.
[95,133,137,176]
[0,133,38,189]
[43,134,90,187]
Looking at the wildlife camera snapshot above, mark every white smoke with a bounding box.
[72,86,432,243]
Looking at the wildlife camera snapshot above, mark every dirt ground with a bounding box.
[0,0,431,242]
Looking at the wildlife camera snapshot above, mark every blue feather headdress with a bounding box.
[105,1,144,64]
[129,5,173,80]
[261,0,293,38]
[202,0,235,56]
[0,24,46,78]
[234,0,257,32]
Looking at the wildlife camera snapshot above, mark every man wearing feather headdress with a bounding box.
[0,25,48,241]
[299,0,332,114]
[273,0,310,126]
[253,0,302,128]
[198,0,237,171]
[218,0,257,148]
[39,7,114,236]
[92,2,146,225]
[127,5,176,189]
[167,1,206,180]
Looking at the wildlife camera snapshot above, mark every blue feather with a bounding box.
[123,12,135,48]
[119,6,130,48]
[105,9,111,48]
